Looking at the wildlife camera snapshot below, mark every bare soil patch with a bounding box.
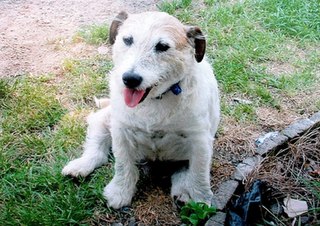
[0,0,159,77]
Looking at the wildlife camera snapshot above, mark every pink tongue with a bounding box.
[124,88,146,108]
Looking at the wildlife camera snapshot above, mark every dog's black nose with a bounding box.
[122,72,143,89]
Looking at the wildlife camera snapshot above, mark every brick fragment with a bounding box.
[212,180,239,210]
[233,156,262,181]
[256,134,288,155]
[205,212,227,226]
[282,119,314,139]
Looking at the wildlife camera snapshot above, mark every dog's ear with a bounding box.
[109,11,128,45]
[186,26,206,63]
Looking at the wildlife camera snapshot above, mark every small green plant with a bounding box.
[180,201,216,225]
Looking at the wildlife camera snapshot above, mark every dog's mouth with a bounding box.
[123,87,152,108]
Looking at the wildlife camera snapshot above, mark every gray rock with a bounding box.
[233,156,262,180]
[282,119,314,139]
[255,131,280,147]
[310,111,320,124]
[256,134,288,155]
[111,223,123,226]
[270,202,283,216]
[128,217,136,226]
[232,98,253,105]
[205,212,226,226]
[212,180,239,210]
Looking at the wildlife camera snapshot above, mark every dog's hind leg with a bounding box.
[62,106,112,177]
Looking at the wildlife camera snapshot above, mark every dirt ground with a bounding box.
[0,0,159,77]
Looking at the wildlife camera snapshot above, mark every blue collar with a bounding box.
[155,82,182,99]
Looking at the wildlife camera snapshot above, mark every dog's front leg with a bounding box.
[103,129,139,209]
[171,137,213,205]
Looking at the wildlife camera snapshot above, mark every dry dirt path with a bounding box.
[0,0,159,77]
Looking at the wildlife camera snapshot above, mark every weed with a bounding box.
[180,201,216,225]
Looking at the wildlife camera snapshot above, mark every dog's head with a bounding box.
[109,11,206,108]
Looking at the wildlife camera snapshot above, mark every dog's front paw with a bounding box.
[172,185,213,207]
[171,170,213,206]
[61,157,95,177]
[103,181,133,209]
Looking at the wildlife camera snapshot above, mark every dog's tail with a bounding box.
[94,97,110,108]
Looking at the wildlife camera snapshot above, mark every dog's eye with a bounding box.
[123,36,133,46]
[155,42,170,52]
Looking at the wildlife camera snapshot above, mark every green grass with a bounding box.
[305,180,320,207]
[222,101,257,122]
[255,0,320,40]
[157,0,193,23]
[74,24,109,45]
[160,0,319,121]
[1,0,320,224]
[0,57,113,225]
[157,0,192,14]
[62,56,112,105]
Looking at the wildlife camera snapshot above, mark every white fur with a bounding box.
[62,11,220,209]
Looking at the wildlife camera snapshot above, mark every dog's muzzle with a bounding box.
[122,72,151,108]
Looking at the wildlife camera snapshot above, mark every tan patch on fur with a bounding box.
[94,97,110,108]
[163,25,188,50]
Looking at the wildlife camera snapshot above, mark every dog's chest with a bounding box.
[131,129,190,161]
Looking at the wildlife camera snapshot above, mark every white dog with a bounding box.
[62,11,220,209]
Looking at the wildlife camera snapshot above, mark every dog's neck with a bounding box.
[155,82,182,100]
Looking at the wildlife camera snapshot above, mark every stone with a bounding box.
[232,98,253,105]
[111,223,123,226]
[282,119,314,139]
[205,212,227,226]
[256,134,288,155]
[310,111,320,124]
[233,156,262,181]
[212,180,239,210]
[128,217,136,226]
[270,202,283,216]
[255,131,279,147]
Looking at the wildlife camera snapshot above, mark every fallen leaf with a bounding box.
[283,197,308,218]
